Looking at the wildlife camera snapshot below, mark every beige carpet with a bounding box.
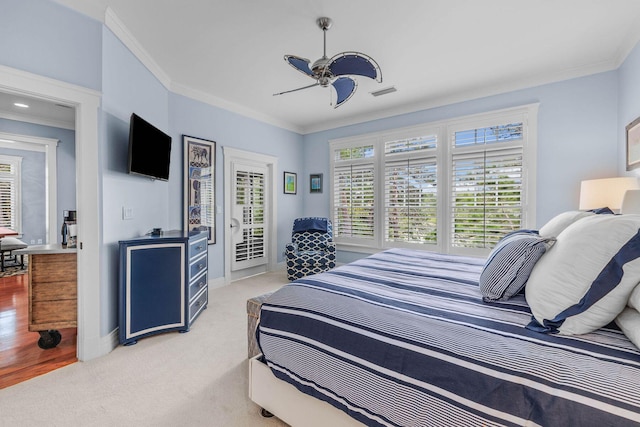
[0,270,290,427]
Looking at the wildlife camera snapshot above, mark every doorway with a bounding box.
[0,93,78,388]
[223,147,278,282]
[0,64,102,363]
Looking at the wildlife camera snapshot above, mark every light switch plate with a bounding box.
[122,206,134,220]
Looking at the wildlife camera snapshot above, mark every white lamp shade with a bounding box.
[579,177,640,211]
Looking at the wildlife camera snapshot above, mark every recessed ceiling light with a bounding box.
[13,102,29,108]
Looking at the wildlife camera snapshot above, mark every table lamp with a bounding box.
[579,177,640,213]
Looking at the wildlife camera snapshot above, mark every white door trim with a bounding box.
[223,147,278,282]
[0,64,103,361]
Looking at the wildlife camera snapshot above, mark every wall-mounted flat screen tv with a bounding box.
[128,113,172,181]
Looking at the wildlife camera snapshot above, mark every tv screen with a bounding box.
[128,113,172,181]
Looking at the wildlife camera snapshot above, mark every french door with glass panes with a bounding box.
[230,162,268,271]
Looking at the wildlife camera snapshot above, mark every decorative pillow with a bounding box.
[615,307,640,350]
[526,214,640,335]
[479,230,555,302]
[587,207,615,215]
[628,284,640,311]
[538,210,595,238]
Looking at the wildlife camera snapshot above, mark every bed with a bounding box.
[250,211,640,426]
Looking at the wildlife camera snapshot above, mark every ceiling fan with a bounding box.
[274,17,382,108]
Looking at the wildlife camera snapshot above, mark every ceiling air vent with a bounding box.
[370,86,397,97]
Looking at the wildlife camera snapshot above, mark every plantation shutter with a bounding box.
[450,146,523,248]
[384,157,437,244]
[333,163,375,239]
[330,106,534,254]
[233,167,266,268]
[0,161,17,229]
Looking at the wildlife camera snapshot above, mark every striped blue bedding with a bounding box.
[257,248,640,426]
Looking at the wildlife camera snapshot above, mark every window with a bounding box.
[449,122,525,250]
[333,145,375,243]
[330,105,537,256]
[384,135,438,245]
[0,155,22,233]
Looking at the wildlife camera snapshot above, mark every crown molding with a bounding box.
[104,7,172,90]
[301,59,618,135]
[99,7,629,137]
[169,82,302,134]
[103,8,302,134]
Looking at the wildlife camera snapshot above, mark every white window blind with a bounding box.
[333,163,375,239]
[0,156,21,231]
[235,170,265,262]
[450,122,524,249]
[384,135,438,245]
[329,105,536,255]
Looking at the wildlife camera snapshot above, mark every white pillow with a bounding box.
[538,210,595,238]
[615,307,640,350]
[526,214,640,335]
[629,284,640,311]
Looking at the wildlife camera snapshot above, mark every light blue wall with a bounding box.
[0,118,76,245]
[100,27,172,334]
[303,71,619,261]
[100,30,304,333]
[169,93,304,279]
[618,41,640,174]
[0,0,303,338]
[0,0,101,90]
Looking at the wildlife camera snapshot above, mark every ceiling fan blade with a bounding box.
[328,52,382,82]
[273,82,320,96]
[284,55,315,77]
[332,77,357,108]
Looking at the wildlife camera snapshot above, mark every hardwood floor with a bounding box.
[0,272,76,389]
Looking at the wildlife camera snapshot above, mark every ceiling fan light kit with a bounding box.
[274,17,382,108]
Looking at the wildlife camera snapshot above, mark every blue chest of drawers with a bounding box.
[119,230,208,345]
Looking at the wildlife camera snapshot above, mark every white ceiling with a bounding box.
[31,1,640,133]
[0,91,75,130]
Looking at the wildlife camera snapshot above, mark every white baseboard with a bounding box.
[208,276,227,290]
[104,328,119,354]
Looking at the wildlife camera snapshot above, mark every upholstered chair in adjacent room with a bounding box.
[0,237,27,271]
[285,217,336,281]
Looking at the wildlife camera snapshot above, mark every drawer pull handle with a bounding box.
[196,300,204,308]
[195,245,204,250]
[198,281,205,289]
[198,263,205,270]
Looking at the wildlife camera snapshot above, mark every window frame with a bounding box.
[329,104,538,256]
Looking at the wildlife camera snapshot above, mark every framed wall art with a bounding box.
[627,116,640,171]
[184,135,216,244]
[284,171,297,194]
[310,173,323,193]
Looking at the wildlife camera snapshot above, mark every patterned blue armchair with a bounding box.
[285,217,336,281]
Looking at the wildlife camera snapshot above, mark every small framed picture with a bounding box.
[310,173,323,193]
[627,116,640,171]
[284,171,297,194]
